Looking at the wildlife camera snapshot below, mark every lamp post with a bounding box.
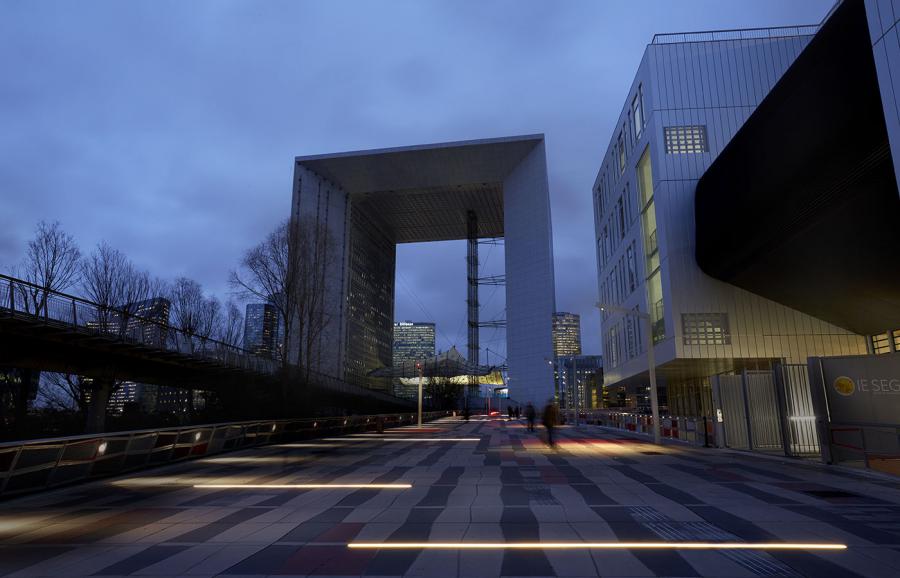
[416,361,423,427]
[545,356,564,409]
[595,302,660,445]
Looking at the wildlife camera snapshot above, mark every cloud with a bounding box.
[0,0,833,359]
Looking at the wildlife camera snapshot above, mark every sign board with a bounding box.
[809,352,900,426]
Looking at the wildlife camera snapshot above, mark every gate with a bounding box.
[712,366,820,458]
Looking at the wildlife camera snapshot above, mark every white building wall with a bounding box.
[503,140,557,404]
[865,0,900,195]
[596,31,867,388]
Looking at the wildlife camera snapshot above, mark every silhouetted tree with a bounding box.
[10,221,82,434]
[14,220,82,314]
[79,242,158,433]
[230,217,336,378]
[218,300,244,348]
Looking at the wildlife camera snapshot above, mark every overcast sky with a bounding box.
[0,0,832,360]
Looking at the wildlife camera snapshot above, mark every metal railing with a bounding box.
[1,273,277,375]
[652,25,819,45]
[0,410,452,498]
[0,273,412,406]
[826,422,900,477]
[567,409,715,447]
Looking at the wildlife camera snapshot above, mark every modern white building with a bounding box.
[291,136,556,405]
[592,8,884,415]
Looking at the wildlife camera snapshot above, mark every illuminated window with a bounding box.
[872,332,891,354]
[682,313,731,346]
[664,125,708,154]
[893,329,900,351]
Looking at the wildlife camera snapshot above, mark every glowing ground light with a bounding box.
[193,483,412,489]
[323,437,480,442]
[347,542,847,551]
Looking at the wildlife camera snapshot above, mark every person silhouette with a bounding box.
[525,402,536,432]
[542,400,559,448]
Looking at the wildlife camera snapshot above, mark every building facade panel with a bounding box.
[595,25,868,406]
[503,140,556,405]
[867,0,900,191]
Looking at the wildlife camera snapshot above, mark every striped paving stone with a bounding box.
[1,416,899,577]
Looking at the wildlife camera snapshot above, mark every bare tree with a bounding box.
[81,242,153,336]
[196,295,221,355]
[79,242,156,433]
[37,373,89,414]
[168,277,204,350]
[16,220,82,315]
[218,300,244,348]
[229,217,336,377]
[11,221,81,434]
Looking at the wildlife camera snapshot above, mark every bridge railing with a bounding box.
[0,273,278,374]
[0,410,452,498]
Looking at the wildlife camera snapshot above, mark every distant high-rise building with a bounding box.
[107,381,157,416]
[244,303,279,357]
[552,312,582,358]
[126,298,170,348]
[559,355,602,411]
[392,321,436,399]
[85,297,170,348]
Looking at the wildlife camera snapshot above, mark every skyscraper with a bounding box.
[552,312,582,358]
[392,321,436,399]
[244,303,279,357]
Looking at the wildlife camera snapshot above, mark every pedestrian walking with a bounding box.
[525,402,536,432]
[542,400,559,448]
[507,405,514,421]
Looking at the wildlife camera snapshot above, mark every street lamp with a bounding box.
[595,302,660,445]
[416,361,424,427]
[544,356,563,408]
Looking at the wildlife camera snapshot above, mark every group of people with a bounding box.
[508,400,559,447]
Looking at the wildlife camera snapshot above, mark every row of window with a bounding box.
[603,311,644,369]
[871,329,900,354]
[598,241,639,316]
[596,187,638,271]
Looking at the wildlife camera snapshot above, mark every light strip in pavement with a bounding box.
[323,437,480,442]
[347,542,847,550]
[194,483,411,489]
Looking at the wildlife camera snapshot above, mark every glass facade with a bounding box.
[345,209,395,391]
[244,303,278,357]
[392,321,436,398]
[552,312,582,357]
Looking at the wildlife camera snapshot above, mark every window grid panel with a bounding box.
[682,313,731,346]
[664,125,709,154]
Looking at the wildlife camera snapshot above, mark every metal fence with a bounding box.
[0,410,451,499]
[1,273,276,375]
[826,423,900,477]
[652,25,819,45]
[712,365,821,458]
[0,273,411,407]
[570,409,715,447]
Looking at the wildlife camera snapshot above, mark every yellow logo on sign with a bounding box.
[833,376,855,397]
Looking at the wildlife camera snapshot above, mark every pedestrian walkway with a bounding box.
[1,416,899,577]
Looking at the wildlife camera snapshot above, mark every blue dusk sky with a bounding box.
[0,0,832,359]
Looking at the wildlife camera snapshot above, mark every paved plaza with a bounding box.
[1,416,899,577]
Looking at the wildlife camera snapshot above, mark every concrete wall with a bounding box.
[866,0,900,195]
[503,140,557,404]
